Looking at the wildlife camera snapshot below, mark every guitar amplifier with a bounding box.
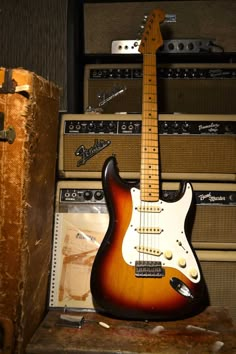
[58,113,236,181]
[49,180,236,321]
[84,1,236,54]
[84,63,236,115]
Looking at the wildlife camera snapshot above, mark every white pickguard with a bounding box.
[122,183,201,283]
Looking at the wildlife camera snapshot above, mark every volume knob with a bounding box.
[164,250,173,260]
[178,258,186,268]
[189,268,198,279]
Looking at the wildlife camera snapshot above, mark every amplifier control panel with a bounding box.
[59,187,236,206]
[60,188,105,203]
[89,67,236,80]
[64,119,236,135]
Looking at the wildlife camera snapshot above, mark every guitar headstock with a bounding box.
[138,8,165,55]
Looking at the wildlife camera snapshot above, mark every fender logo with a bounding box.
[198,122,220,133]
[198,192,226,202]
[75,139,111,167]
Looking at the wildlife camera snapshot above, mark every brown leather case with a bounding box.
[0,68,59,353]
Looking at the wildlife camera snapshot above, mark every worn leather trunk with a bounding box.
[0,68,59,354]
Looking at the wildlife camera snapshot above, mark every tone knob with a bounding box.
[178,258,186,268]
[189,268,198,279]
[164,250,173,260]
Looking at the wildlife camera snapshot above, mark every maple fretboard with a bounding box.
[140,53,159,202]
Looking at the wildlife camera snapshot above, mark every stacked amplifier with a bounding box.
[50,62,236,322]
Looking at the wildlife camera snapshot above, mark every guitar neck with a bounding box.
[140,54,159,202]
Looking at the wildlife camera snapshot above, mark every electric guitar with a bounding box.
[90,8,209,320]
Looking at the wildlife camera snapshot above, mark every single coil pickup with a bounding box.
[135,261,165,278]
[135,245,162,256]
[137,205,162,213]
[136,227,162,234]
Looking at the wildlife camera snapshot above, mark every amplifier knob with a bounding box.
[162,121,169,132]
[108,121,116,131]
[88,122,95,131]
[94,190,104,201]
[175,69,181,78]
[116,69,121,78]
[98,121,104,131]
[168,42,174,51]
[178,42,184,51]
[83,190,93,201]
[182,122,190,132]
[187,42,194,51]
[172,122,179,132]
[167,69,173,78]
[224,124,233,133]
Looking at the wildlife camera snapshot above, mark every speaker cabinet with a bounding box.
[84,63,236,115]
[50,180,236,322]
[198,250,236,324]
[58,113,236,181]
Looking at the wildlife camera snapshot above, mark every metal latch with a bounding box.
[0,69,16,94]
[0,112,16,144]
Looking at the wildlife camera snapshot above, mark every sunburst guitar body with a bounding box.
[90,8,209,320]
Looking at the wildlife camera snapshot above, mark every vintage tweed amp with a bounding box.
[58,113,236,181]
[49,180,236,321]
[84,63,236,115]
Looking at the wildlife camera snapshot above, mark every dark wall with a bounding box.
[0,0,69,111]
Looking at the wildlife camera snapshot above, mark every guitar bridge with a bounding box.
[135,261,165,278]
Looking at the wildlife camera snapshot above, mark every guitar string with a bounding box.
[140,54,159,265]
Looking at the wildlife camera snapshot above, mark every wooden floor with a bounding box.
[26,306,236,354]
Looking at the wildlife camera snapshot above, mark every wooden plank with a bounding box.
[27,307,236,353]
